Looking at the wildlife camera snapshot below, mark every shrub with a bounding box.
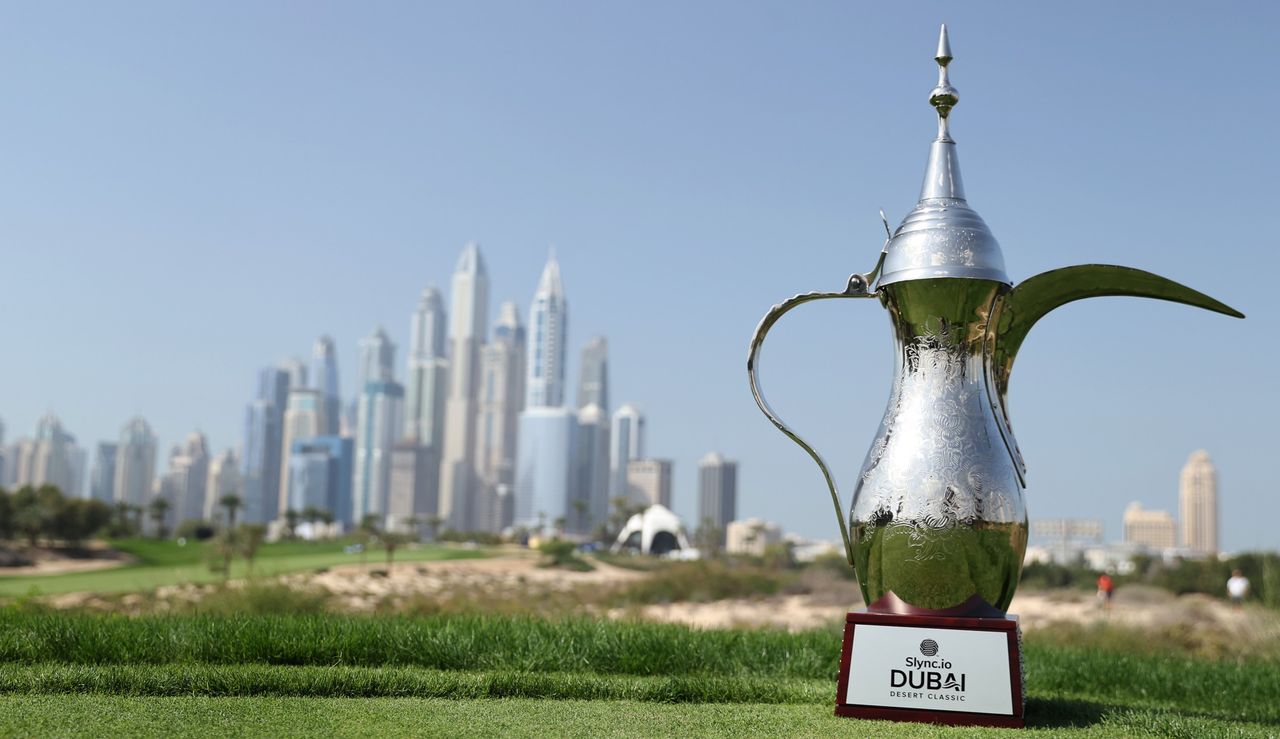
[190,582,330,616]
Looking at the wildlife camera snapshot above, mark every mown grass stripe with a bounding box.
[0,612,837,679]
[0,664,832,704]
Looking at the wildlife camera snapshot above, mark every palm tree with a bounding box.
[284,508,300,539]
[301,506,321,539]
[238,524,267,574]
[148,497,170,539]
[425,515,444,542]
[219,494,243,530]
[570,499,588,534]
[382,531,409,573]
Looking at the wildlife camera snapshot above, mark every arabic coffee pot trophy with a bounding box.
[746,26,1242,728]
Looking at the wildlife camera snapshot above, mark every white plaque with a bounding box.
[845,624,1013,715]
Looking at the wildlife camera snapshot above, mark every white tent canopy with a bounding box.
[612,504,691,556]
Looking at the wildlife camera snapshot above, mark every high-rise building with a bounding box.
[515,407,574,529]
[1179,450,1218,555]
[241,367,290,523]
[439,243,489,530]
[312,336,342,436]
[386,441,440,532]
[280,356,308,390]
[698,452,738,545]
[570,403,610,534]
[360,326,396,384]
[405,288,449,446]
[515,253,574,529]
[354,326,404,523]
[204,449,241,521]
[278,388,325,517]
[627,458,673,508]
[15,413,82,496]
[576,337,609,413]
[525,252,567,409]
[476,302,526,532]
[167,432,210,525]
[152,447,184,534]
[286,436,353,527]
[1123,502,1177,550]
[609,404,645,500]
[114,417,157,507]
[67,446,88,499]
[89,442,118,504]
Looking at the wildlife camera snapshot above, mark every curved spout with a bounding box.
[993,264,1245,399]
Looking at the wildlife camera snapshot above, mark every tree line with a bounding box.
[0,485,113,549]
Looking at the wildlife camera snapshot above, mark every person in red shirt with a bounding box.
[1097,573,1115,611]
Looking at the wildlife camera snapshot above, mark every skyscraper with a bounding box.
[354,327,404,523]
[627,458,673,508]
[476,302,526,532]
[406,288,450,448]
[570,403,610,534]
[439,243,489,530]
[287,436,353,528]
[386,441,440,532]
[241,367,289,524]
[205,449,241,522]
[525,252,568,409]
[168,432,210,525]
[1179,450,1218,555]
[278,388,325,518]
[67,446,88,499]
[279,356,308,390]
[354,380,404,523]
[359,326,396,384]
[312,336,342,437]
[15,413,82,496]
[114,417,157,507]
[153,446,184,534]
[698,452,738,545]
[515,253,575,529]
[609,404,645,501]
[576,336,609,413]
[89,442,118,504]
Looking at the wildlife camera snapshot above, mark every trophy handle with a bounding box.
[747,273,878,568]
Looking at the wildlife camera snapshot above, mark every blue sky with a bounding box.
[1,2,1276,550]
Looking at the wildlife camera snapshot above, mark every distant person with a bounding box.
[1096,573,1115,611]
[1227,569,1250,609]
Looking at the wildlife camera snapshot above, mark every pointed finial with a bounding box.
[935,23,952,65]
[929,24,959,141]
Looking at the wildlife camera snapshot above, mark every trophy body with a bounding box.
[852,279,1027,613]
[747,26,1241,728]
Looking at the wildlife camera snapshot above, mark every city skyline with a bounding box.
[2,5,1274,549]
[0,238,1258,548]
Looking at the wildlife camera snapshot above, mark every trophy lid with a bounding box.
[877,25,1010,288]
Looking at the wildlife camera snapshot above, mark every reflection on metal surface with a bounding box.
[746,25,1243,614]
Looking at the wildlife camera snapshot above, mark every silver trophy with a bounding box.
[748,26,1242,618]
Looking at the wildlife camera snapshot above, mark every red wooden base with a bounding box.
[835,609,1025,729]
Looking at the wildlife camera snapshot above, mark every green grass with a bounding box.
[2,695,1278,738]
[0,538,490,597]
[0,612,835,678]
[1,611,1277,736]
